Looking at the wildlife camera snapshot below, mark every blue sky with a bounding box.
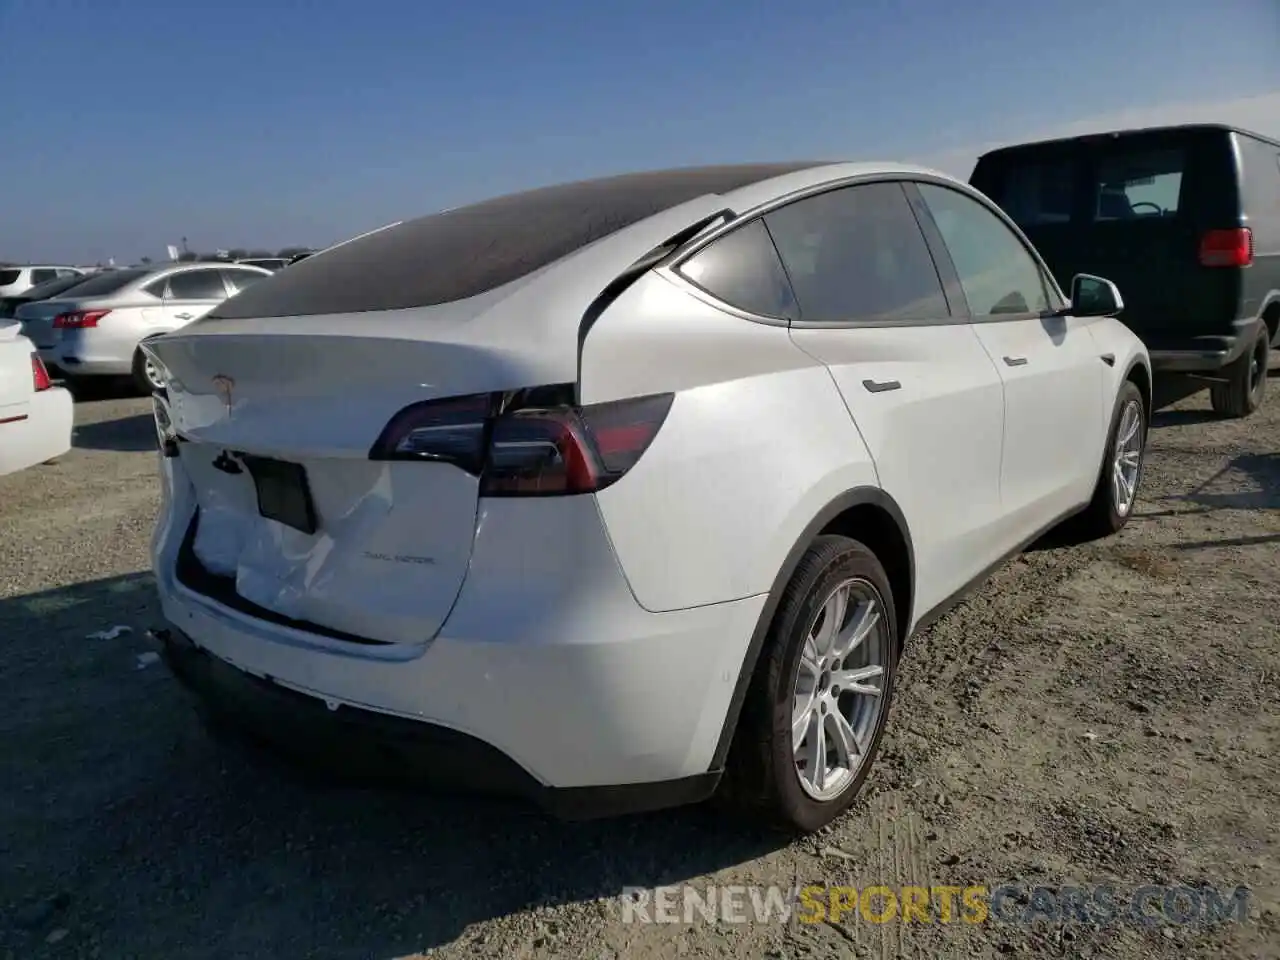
[2,0,1277,263]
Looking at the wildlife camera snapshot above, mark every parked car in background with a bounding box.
[235,257,290,272]
[971,122,1280,418]
[15,261,271,393]
[286,251,314,265]
[146,161,1150,832]
[0,265,85,299]
[0,272,97,320]
[0,323,72,476]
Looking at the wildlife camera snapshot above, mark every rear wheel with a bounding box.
[1210,326,1268,418]
[132,347,166,394]
[722,535,898,833]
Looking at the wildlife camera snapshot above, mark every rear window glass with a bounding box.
[981,140,1192,228]
[987,158,1077,227]
[209,163,825,320]
[1093,148,1185,220]
[0,269,21,286]
[59,268,150,297]
[17,274,90,300]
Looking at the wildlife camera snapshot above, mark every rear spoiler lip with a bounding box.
[573,207,737,402]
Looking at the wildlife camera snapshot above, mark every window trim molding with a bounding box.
[660,172,1070,335]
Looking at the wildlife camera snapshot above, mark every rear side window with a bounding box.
[917,183,1052,317]
[764,181,950,323]
[167,269,229,300]
[0,269,20,286]
[30,269,58,285]
[55,267,149,297]
[675,219,797,319]
[1094,148,1185,220]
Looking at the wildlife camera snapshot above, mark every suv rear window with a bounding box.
[1093,147,1185,220]
[0,269,21,286]
[209,163,825,320]
[988,158,1077,227]
[977,138,1194,229]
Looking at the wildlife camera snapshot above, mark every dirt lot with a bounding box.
[1,381,1277,960]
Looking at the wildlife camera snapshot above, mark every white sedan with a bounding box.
[144,161,1150,832]
[0,322,72,476]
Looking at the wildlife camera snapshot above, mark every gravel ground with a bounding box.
[1,379,1277,960]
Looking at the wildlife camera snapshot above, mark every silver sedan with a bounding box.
[15,261,271,392]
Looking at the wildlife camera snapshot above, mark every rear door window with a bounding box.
[167,269,230,300]
[989,158,1077,227]
[1093,148,1185,221]
[30,269,58,285]
[764,181,951,324]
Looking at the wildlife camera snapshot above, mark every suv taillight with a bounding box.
[31,354,52,391]
[53,308,111,329]
[1199,228,1253,268]
[370,389,674,496]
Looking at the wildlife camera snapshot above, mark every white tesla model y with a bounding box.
[145,162,1150,832]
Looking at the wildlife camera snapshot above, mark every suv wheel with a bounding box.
[1210,326,1269,418]
[722,535,898,833]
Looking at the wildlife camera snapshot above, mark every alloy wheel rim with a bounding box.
[1111,400,1143,517]
[145,358,165,390]
[791,578,888,802]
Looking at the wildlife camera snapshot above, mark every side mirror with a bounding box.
[1070,274,1124,318]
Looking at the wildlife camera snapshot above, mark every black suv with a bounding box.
[971,123,1279,417]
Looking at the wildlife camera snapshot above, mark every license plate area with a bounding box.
[242,455,318,535]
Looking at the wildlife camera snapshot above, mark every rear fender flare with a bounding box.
[1258,291,1280,341]
[708,486,913,770]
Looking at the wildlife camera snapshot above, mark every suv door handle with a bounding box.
[862,378,901,393]
[174,312,193,321]
[1003,356,1028,366]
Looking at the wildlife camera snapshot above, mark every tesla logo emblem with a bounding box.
[211,374,235,409]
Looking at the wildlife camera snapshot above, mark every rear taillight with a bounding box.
[30,354,52,391]
[53,308,111,329]
[1199,228,1253,268]
[370,389,674,496]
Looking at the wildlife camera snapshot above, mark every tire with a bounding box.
[721,535,899,833]
[1070,380,1146,541]
[1210,326,1268,418]
[131,347,165,394]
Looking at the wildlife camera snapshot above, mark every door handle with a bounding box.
[862,378,901,393]
[1100,353,1116,366]
[1003,356,1028,366]
[174,313,193,321]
